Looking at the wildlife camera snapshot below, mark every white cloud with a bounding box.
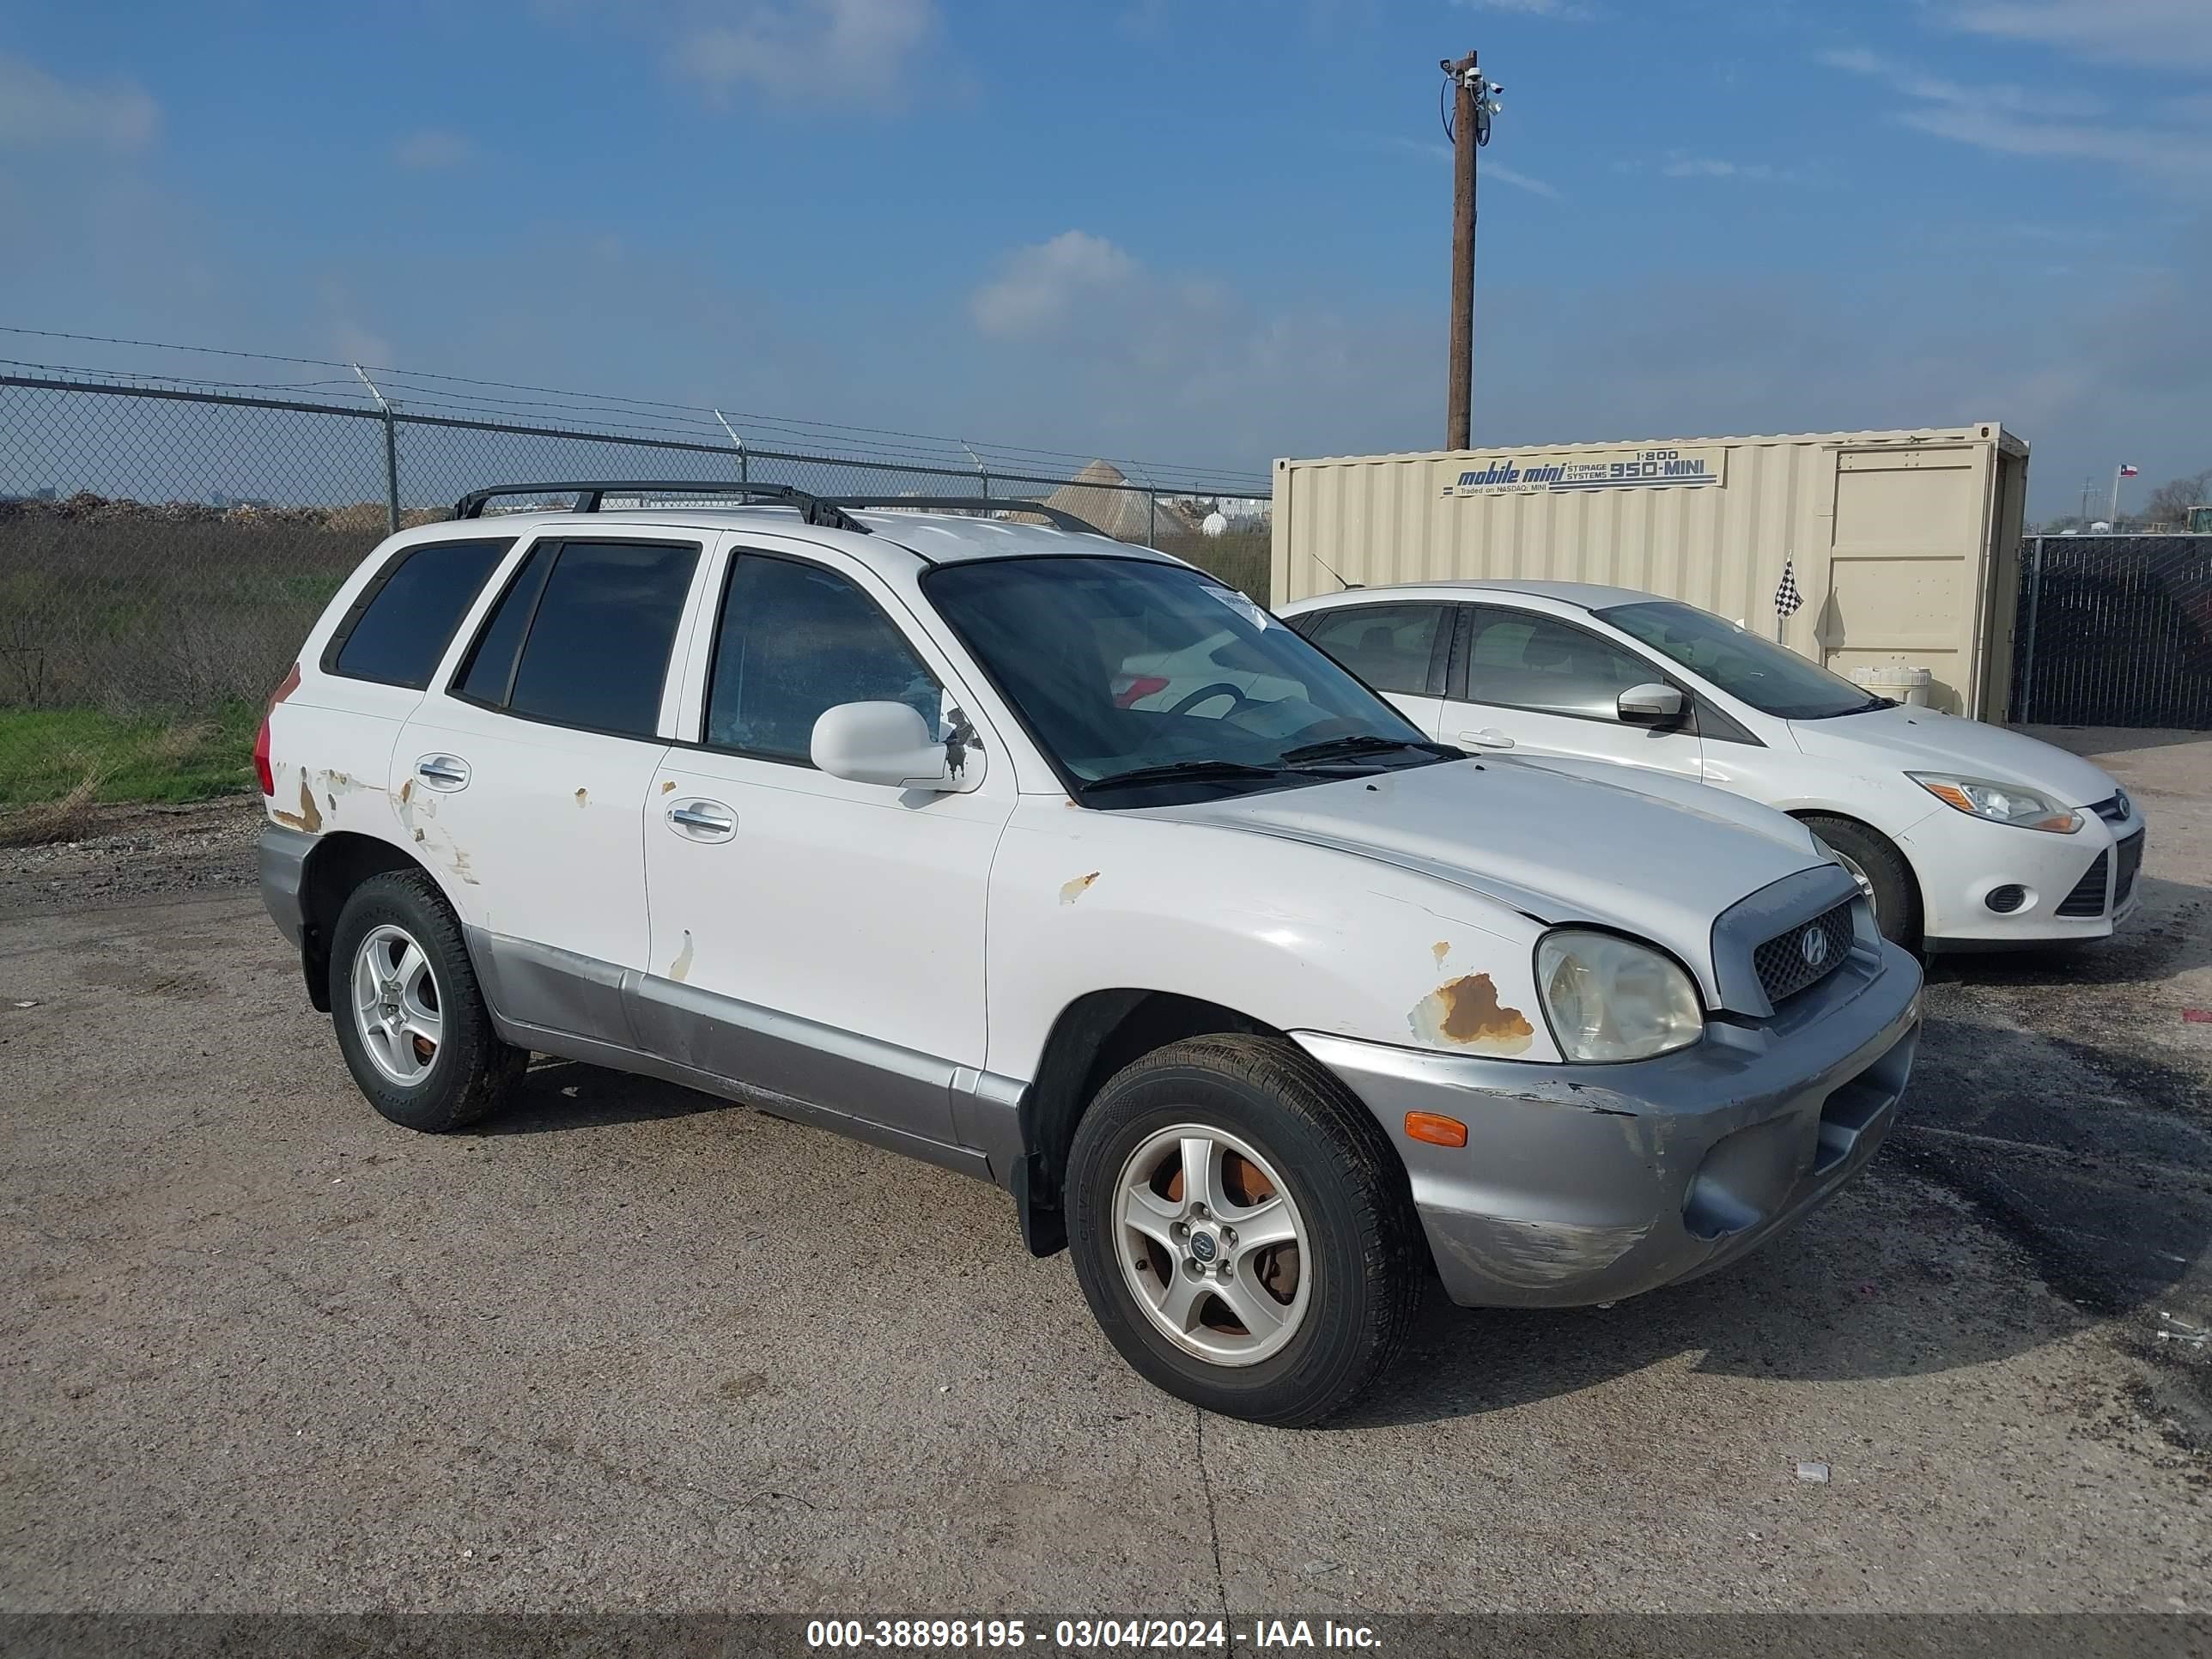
[0,54,157,152]
[1944,0,2212,71]
[675,0,938,107]
[969,231,1140,339]
[1485,162,1561,199]
[1453,0,1592,16]
[392,129,474,169]
[1657,154,1793,183]
[1821,45,2212,183]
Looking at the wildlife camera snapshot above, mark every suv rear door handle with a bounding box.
[667,799,737,842]
[1455,728,1516,750]
[415,754,471,790]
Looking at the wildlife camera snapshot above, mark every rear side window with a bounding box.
[452,538,699,738]
[325,539,512,689]
[1299,604,1446,696]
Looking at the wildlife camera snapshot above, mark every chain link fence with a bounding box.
[0,364,1271,821]
[2010,534,2212,729]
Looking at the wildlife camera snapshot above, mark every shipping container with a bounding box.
[1271,424,2031,720]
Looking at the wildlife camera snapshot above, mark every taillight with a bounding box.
[257,662,301,796]
[1113,674,1170,708]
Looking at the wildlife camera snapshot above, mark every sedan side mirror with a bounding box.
[811,702,973,791]
[1617,682,1686,726]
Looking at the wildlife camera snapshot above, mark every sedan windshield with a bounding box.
[924,556,1455,803]
[1598,599,1884,720]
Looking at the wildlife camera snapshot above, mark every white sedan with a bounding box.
[1277,580,2145,951]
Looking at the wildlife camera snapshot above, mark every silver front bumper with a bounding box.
[1295,939,1923,1309]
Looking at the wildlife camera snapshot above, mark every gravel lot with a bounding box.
[3,730,2207,1614]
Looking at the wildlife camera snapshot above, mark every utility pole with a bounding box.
[1441,52,1503,451]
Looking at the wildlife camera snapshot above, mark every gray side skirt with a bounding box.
[466,927,1015,1187]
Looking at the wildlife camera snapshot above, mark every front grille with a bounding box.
[2088,792,2129,823]
[2113,830,2144,907]
[2056,851,2109,917]
[1753,900,1856,1006]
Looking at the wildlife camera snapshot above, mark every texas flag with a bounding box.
[2119,464,2141,477]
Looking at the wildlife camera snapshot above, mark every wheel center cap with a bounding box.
[1189,1229,1219,1263]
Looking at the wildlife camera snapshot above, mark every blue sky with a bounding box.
[2,0,2207,515]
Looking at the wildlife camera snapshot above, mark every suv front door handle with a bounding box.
[667,799,738,842]
[415,754,471,790]
[1455,728,1516,750]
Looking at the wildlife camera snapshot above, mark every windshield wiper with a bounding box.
[1078,759,1291,794]
[1275,734,1462,766]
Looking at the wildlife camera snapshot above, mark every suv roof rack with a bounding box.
[451,481,871,534]
[449,483,1112,539]
[826,495,1108,537]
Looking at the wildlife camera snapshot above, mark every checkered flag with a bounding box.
[1774,558,1803,619]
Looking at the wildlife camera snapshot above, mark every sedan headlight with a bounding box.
[1534,930,1704,1063]
[1908,772,2080,833]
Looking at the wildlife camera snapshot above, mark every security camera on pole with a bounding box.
[1441,50,1503,452]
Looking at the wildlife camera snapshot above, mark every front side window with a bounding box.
[706,555,941,763]
[452,538,698,738]
[1299,604,1446,696]
[328,538,512,688]
[924,556,1450,805]
[1599,599,1877,720]
[1461,607,1662,720]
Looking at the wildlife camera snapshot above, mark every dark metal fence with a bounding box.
[2012,535,2212,729]
[0,362,1269,819]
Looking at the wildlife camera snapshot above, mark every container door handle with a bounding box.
[415,754,471,790]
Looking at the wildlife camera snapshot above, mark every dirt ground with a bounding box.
[2,731,2207,1614]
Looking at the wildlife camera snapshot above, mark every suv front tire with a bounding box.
[1064,1035,1423,1426]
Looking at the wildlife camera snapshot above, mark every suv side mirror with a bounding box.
[811,702,971,791]
[1617,682,1685,726]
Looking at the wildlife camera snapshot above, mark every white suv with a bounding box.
[258,482,1922,1425]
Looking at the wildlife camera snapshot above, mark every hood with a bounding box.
[1139,758,1827,983]
[1790,706,2118,807]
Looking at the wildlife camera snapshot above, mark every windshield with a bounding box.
[1597,599,1883,720]
[923,556,1453,803]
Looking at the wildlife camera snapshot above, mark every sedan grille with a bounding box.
[1753,900,1856,1006]
[2088,792,2130,823]
[2113,830,2144,908]
[2056,852,2108,917]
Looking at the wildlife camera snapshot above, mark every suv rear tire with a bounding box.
[1064,1034,1423,1426]
[328,870,527,1133]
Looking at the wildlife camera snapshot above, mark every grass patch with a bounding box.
[0,702,259,811]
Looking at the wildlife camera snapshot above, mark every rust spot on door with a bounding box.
[1431,940,1450,968]
[1059,872,1101,905]
[1409,973,1534,1055]
[574,787,589,808]
[398,779,414,804]
[669,930,695,983]
[296,778,323,835]
[660,780,677,794]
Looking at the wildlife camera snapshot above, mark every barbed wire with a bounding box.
[0,326,1273,496]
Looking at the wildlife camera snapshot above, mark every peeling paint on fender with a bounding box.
[669,930,695,982]
[574,788,589,808]
[1408,972,1534,1054]
[1059,872,1101,905]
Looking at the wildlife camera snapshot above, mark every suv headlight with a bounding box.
[1534,930,1704,1063]
[1908,772,2080,833]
